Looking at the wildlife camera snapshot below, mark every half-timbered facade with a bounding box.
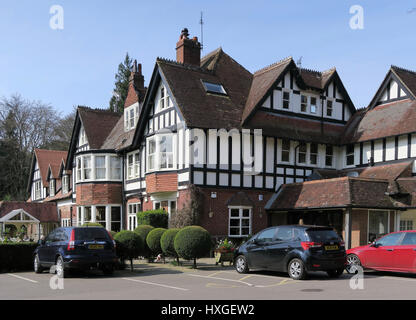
[26,28,416,246]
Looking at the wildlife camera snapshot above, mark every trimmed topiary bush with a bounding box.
[146,228,166,257]
[81,222,105,227]
[174,226,212,268]
[160,228,180,264]
[134,225,154,260]
[137,210,168,228]
[113,231,143,271]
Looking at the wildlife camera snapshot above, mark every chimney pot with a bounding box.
[176,28,201,66]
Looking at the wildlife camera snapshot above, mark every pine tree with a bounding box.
[109,53,133,113]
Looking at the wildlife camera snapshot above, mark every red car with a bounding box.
[346,230,416,274]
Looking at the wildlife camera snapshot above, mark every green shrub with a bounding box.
[160,228,180,264]
[81,222,105,227]
[134,225,154,259]
[146,228,166,256]
[0,243,38,273]
[174,226,212,268]
[113,231,143,271]
[137,210,168,228]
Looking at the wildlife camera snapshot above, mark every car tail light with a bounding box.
[340,241,345,247]
[67,229,75,251]
[107,230,116,249]
[301,241,322,250]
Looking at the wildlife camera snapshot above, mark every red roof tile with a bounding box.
[34,149,67,186]
[0,201,58,222]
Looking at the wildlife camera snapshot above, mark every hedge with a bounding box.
[113,231,143,271]
[174,226,212,268]
[137,210,168,228]
[160,228,180,264]
[0,243,38,273]
[134,225,154,259]
[146,228,166,256]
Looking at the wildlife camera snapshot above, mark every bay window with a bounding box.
[229,207,252,237]
[111,207,121,232]
[77,158,82,181]
[147,135,174,172]
[110,156,121,180]
[128,154,134,179]
[83,156,91,180]
[148,139,156,171]
[160,135,173,169]
[134,153,140,177]
[95,206,106,228]
[95,156,106,180]
[310,97,317,113]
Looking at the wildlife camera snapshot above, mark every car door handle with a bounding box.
[387,249,394,252]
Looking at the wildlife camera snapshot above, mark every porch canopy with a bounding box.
[0,201,58,240]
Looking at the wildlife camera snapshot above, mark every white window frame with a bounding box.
[95,156,106,180]
[110,156,122,180]
[326,99,333,117]
[61,218,70,227]
[282,90,290,109]
[325,145,334,168]
[345,144,355,167]
[300,95,308,113]
[35,181,41,200]
[128,154,134,179]
[298,142,307,164]
[309,143,318,166]
[49,179,55,197]
[281,139,291,163]
[134,152,140,178]
[400,220,413,231]
[228,206,252,238]
[310,96,318,114]
[62,175,69,194]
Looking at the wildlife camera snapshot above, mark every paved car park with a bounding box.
[1,259,416,300]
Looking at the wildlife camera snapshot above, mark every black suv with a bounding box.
[234,225,346,280]
[34,227,118,278]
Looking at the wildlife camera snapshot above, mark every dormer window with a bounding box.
[62,175,69,194]
[159,86,171,110]
[327,100,333,117]
[124,104,139,132]
[79,128,87,145]
[202,81,227,95]
[282,91,290,109]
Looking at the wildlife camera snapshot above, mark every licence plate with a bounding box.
[325,245,339,251]
[89,244,104,250]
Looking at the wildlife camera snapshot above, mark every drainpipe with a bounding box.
[294,143,301,182]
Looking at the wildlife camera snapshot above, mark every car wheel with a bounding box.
[288,258,307,280]
[327,268,345,278]
[346,254,361,274]
[102,264,114,275]
[56,256,66,278]
[235,255,249,274]
[34,254,43,274]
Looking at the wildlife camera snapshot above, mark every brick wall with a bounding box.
[146,173,178,194]
[76,183,122,206]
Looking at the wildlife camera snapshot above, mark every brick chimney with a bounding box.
[176,28,201,66]
[125,60,146,107]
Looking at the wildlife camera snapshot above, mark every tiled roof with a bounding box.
[391,66,416,98]
[44,189,72,202]
[78,107,122,149]
[34,149,67,186]
[265,177,397,211]
[245,110,345,144]
[0,201,58,222]
[158,48,252,129]
[342,99,416,143]
[101,116,135,151]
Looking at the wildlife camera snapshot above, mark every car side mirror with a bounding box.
[370,242,380,248]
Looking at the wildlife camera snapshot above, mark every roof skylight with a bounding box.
[202,80,227,95]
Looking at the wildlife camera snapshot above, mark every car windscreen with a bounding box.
[306,229,340,242]
[75,228,109,241]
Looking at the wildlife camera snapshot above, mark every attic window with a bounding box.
[202,81,227,95]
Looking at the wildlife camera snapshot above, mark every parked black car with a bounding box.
[234,225,346,280]
[34,227,118,278]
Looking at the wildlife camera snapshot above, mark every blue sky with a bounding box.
[0,0,415,116]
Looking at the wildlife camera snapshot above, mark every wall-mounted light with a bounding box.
[259,195,263,201]
[211,192,217,199]
[209,211,214,218]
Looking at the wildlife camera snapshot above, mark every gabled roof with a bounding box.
[242,58,355,124]
[342,99,416,143]
[265,177,398,211]
[32,149,68,187]
[66,107,122,169]
[0,201,58,222]
[391,66,416,99]
[78,107,121,149]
